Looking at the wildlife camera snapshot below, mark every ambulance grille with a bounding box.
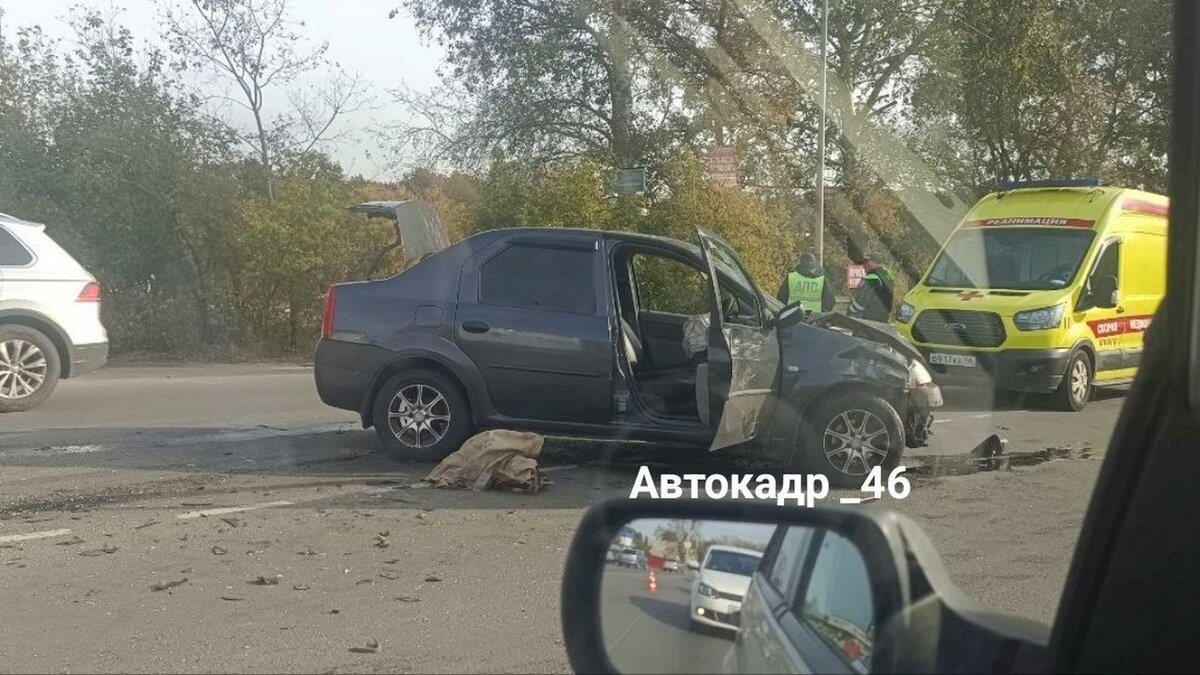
[912,310,1006,348]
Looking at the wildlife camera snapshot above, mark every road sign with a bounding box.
[707,145,738,187]
[845,263,866,290]
[612,167,647,194]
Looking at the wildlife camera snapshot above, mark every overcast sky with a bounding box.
[1,0,447,179]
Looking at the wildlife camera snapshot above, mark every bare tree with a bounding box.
[161,0,368,200]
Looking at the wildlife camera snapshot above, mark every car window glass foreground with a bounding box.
[0,0,1172,672]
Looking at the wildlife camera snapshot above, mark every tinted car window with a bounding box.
[797,532,875,670]
[1094,240,1120,281]
[0,227,33,266]
[479,244,595,313]
[767,526,815,596]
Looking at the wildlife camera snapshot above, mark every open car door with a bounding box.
[696,228,781,450]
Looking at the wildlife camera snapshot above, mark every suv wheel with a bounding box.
[790,394,904,489]
[1050,351,1092,412]
[372,369,471,461]
[0,325,61,413]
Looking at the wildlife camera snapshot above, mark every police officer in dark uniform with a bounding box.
[847,243,895,322]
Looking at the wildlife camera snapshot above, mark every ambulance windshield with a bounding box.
[925,228,1096,290]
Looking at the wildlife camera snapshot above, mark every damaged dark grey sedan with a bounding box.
[314,226,941,486]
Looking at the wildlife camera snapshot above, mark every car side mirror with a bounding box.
[767,301,807,329]
[560,498,1050,674]
[1089,274,1119,309]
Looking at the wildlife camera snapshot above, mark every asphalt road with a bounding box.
[602,566,732,674]
[0,364,1122,672]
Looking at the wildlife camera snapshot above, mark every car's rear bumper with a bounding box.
[68,342,108,378]
[904,382,942,448]
[917,347,1071,393]
[314,338,388,415]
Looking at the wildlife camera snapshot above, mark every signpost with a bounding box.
[707,145,738,187]
[612,167,647,195]
[845,263,866,290]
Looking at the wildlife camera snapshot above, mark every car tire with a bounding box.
[1050,351,1092,412]
[372,369,471,462]
[790,394,905,489]
[0,324,61,413]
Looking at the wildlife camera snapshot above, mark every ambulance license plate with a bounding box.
[928,352,977,367]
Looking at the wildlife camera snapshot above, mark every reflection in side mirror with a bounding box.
[600,518,875,674]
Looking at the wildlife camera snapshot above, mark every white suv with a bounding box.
[0,212,108,412]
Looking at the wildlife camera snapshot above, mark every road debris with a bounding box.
[292,583,310,591]
[78,544,119,557]
[395,595,421,602]
[349,639,381,654]
[220,596,244,601]
[249,575,282,586]
[55,536,86,546]
[150,578,188,592]
[134,520,160,530]
[424,574,442,583]
[378,571,401,580]
[422,430,546,492]
[220,517,242,528]
[355,578,375,585]
[374,532,390,548]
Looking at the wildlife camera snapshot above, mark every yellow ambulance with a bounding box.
[894,179,1167,411]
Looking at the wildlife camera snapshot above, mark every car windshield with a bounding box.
[926,228,1097,290]
[704,551,761,576]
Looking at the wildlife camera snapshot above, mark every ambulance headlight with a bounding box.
[1014,304,1066,331]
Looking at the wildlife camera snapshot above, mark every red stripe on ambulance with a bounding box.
[1088,315,1154,337]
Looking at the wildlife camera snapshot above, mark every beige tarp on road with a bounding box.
[422,430,546,492]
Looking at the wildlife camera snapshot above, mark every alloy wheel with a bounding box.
[1070,357,1090,405]
[0,339,48,400]
[387,383,452,448]
[822,408,891,476]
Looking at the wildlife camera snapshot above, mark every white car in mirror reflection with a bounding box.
[689,545,764,631]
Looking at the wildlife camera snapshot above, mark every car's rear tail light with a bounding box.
[76,282,102,303]
[321,286,338,338]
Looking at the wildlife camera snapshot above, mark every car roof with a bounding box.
[470,226,702,255]
[706,544,763,558]
[0,212,47,231]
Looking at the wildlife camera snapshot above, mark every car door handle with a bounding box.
[462,321,491,334]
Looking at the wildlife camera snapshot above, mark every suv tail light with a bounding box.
[321,286,338,338]
[76,282,102,303]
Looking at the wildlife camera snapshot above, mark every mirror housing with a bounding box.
[766,301,807,329]
[560,498,1050,674]
[1089,274,1119,309]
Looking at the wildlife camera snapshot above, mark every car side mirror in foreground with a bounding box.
[561,499,1051,674]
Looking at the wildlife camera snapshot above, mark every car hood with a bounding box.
[803,312,923,364]
[903,284,1073,318]
[699,570,754,596]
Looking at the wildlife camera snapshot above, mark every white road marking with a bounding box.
[0,528,72,543]
[540,464,580,473]
[1,444,110,458]
[176,501,293,520]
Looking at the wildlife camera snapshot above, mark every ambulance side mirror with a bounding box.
[1089,275,1119,309]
